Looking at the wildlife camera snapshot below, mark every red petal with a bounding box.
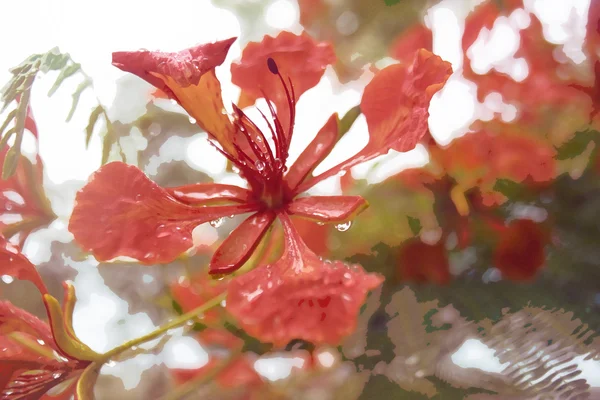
[298,50,452,192]
[113,40,239,155]
[493,219,548,281]
[209,211,275,274]
[69,162,259,264]
[231,31,335,137]
[0,235,48,295]
[286,196,368,224]
[397,238,450,285]
[390,24,432,63]
[285,114,338,193]
[226,213,383,346]
[0,150,55,243]
[167,183,252,206]
[0,302,56,350]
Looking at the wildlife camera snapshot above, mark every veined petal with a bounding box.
[209,211,276,275]
[0,235,48,295]
[167,183,252,206]
[226,213,383,346]
[112,39,238,155]
[285,114,339,193]
[298,50,452,192]
[0,302,55,349]
[231,31,335,140]
[69,162,259,264]
[286,196,368,224]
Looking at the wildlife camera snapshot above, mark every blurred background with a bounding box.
[2,0,600,398]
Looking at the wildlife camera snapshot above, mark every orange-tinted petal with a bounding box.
[112,39,238,155]
[69,162,259,264]
[226,213,383,346]
[167,183,253,206]
[286,196,368,224]
[171,274,227,325]
[0,235,48,295]
[209,211,276,275]
[231,31,335,136]
[493,219,548,281]
[0,302,55,348]
[299,50,452,192]
[285,114,339,193]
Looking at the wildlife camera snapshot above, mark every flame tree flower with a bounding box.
[0,236,103,399]
[68,32,451,345]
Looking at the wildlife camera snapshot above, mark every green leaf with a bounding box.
[48,62,81,97]
[493,178,522,200]
[65,78,92,122]
[85,105,104,147]
[384,0,401,5]
[339,105,361,138]
[171,300,183,315]
[407,216,422,236]
[555,129,598,161]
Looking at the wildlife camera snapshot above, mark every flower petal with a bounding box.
[226,213,383,346]
[0,301,55,348]
[0,235,48,295]
[209,211,276,275]
[112,39,238,155]
[231,31,335,139]
[167,183,253,206]
[285,114,339,193]
[298,50,452,192]
[69,162,259,264]
[286,196,368,224]
[390,24,432,63]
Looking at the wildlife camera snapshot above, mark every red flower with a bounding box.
[396,238,450,285]
[431,130,555,206]
[226,213,383,346]
[492,218,548,281]
[0,236,102,399]
[1,102,56,244]
[171,272,227,325]
[69,33,452,275]
[389,24,432,64]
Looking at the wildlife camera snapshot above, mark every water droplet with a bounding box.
[343,272,352,280]
[255,136,262,143]
[5,204,12,211]
[36,339,45,345]
[317,222,325,226]
[130,345,138,351]
[188,116,196,124]
[53,372,61,379]
[209,218,224,228]
[335,221,352,232]
[220,299,227,307]
[1,275,14,284]
[221,108,227,115]
[232,166,240,173]
[105,360,116,367]
[170,99,178,105]
[255,161,265,172]
[186,320,194,326]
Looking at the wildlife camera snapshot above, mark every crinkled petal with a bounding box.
[0,235,48,295]
[231,31,335,138]
[226,213,383,346]
[167,183,252,206]
[69,162,259,264]
[285,114,339,193]
[286,196,368,224]
[112,39,238,155]
[298,50,452,192]
[209,211,275,275]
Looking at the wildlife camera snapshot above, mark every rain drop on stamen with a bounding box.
[255,161,265,172]
[209,218,224,228]
[335,221,352,232]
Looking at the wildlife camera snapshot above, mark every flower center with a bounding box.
[210,58,296,211]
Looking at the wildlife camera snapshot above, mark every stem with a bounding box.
[100,293,226,362]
